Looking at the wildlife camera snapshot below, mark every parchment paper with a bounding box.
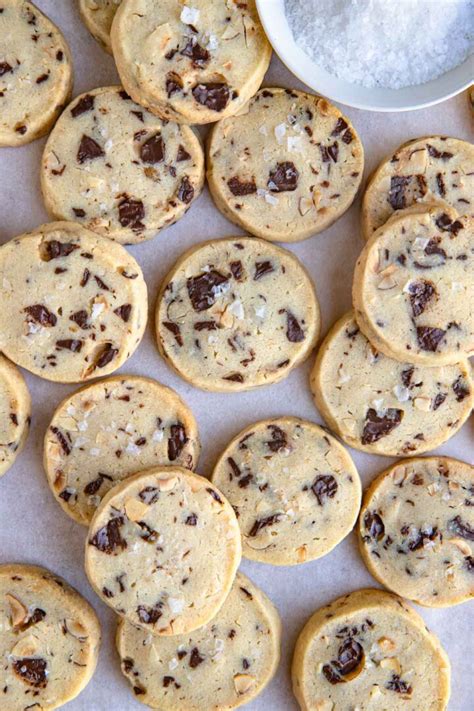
[0,2,472,709]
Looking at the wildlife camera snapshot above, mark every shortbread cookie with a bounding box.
[310,312,473,457]
[212,417,361,566]
[110,0,271,124]
[359,457,474,608]
[0,563,101,711]
[353,205,473,365]
[362,136,474,240]
[207,88,364,242]
[44,375,200,525]
[292,588,450,711]
[156,237,320,391]
[0,355,30,479]
[0,0,73,146]
[117,572,281,710]
[0,221,147,383]
[41,86,204,245]
[78,0,121,53]
[85,467,241,635]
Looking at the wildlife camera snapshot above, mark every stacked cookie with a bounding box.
[0,1,472,710]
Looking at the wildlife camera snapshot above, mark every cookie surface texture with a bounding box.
[310,312,473,457]
[0,355,31,478]
[292,588,450,711]
[207,88,364,241]
[117,572,281,710]
[41,86,204,244]
[78,0,121,53]
[212,417,361,565]
[44,375,200,525]
[0,0,73,146]
[85,467,241,635]
[359,456,474,607]
[0,563,101,711]
[0,221,147,383]
[110,0,271,124]
[361,136,474,240]
[156,236,320,391]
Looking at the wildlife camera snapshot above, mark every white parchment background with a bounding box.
[0,2,473,709]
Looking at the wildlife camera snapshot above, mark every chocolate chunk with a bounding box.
[433,392,447,410]
[416,326,446,352]
[80,268,90,287]
[56,338,83,352]
[84,473,111,495]
[448,516,474,541]
[230,260,243,280]
[94,275,110,291]
[96,343,119,369]
[286,311,305,342]
[406,525,438,551]
[228,457,241,478]
[140,133,165,164]
[187,270,229,311]
[227,176,257,196]
[90,516,127,553]
[168,423,188,460]
[118,197,145,230]
[311,475,338,505]
[424,238,447,260]
[69,309,90,330]
[15,608,46,633]
[452,377,469,402]
[322,663,343,684]
[336,638,364,675]
[435,213,463,235]
[177,176,194,204]
[362,408,403,444]
[426,144,453,160]
[72,208,86,218]
[189,647,204,668]
[24,304,57,327]
[248,514,281,537]
[254,261,274,280]
[177,145,191,162]
[206,487,223,504]
[13,658,48,688]
[71,94,95,117]
[137,603,163,624]
[436,172,446,197]
[408,279,436,317]
[266,425,288,452]
[465,556,474,572]
[114,304,132,322]
[139,486,160,505]
[386,674,412,695]
[181,39,210,67]
[401,366,414,387]
[185,513,198,526]
[43,240,79,261]
[331,117,348,136]
[166,73,183,97]
[388,176,409,210]
[364,511,385,540]
[36,73,49,84]
[194,320,218,331]
[118,90,131,101]
[268,162,299,192]
[0,61,13,77]
[223,373,244,383]
[192,83,230,112]
[77,135,105,164]
[163,321,183,346]
[50,426,71,456]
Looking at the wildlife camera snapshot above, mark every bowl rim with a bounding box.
[256,0,474,112]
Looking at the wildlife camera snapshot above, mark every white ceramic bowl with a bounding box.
[256,0,474,111]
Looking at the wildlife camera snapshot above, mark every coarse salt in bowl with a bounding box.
[256,0,474,111]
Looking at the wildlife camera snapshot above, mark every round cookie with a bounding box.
[155,237,320,392]
[0,221,147,383]
[207,88,364,242]
[0,355,30,478]
[292,588,450,711]
[0,563,101,711]
[310,312,473,457]
[116,572,281,710]
[362,135,474,240]
[212,417,361,566]
[85,466,241,636]
[78,0,122,54]
[110,0,271,125]
[41,86,204,245]
[359,457,474,608]
[44,375,200,526]
[353,204,473,365]
[0,0,73,147]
